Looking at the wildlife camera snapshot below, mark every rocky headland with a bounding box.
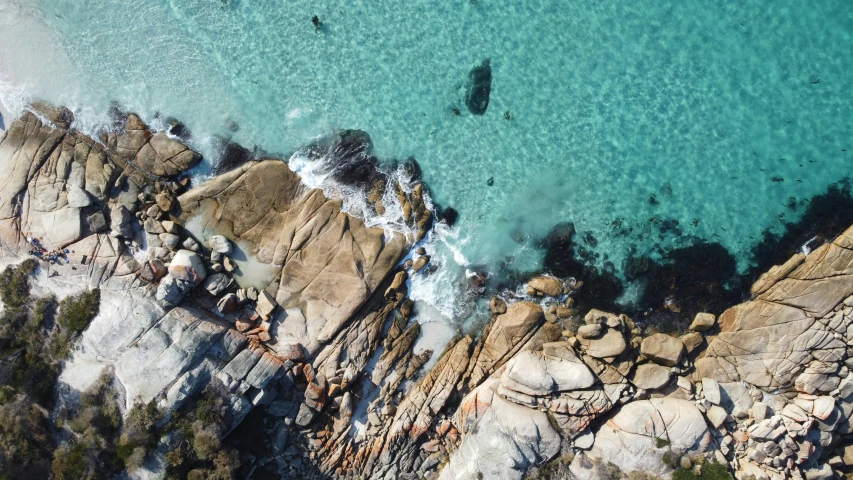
[1,103,852,480]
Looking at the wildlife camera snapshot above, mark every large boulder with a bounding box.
[572,398,713,479]
[640,333,684,367]
[500,342,596,396]
[441,378,562,480]
[578,328,627,359]
[168,249,207,285]
[631,363,671,391]
[527,276,563,297]
[696,230,853,388]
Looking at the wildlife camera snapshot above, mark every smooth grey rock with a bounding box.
[752,403,771,421]
[159,232,180,250]
[110,204,134,238]
[500,344,596,396]
[67,184,93,208]
[579,328,627,358]
[577,324,602,339]
[631,363,671,390]
[641,333,684,367]
[208,234,233,254]
[570,398,712,479]
[706,405,728,428]
[204,273,233,297]
[702,377,721,405]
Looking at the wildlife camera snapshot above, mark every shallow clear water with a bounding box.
[2,0,852,325]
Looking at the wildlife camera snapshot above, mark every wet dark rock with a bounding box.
[659,181,673,197]
[539,222,574,251]
[212,138,254,176]
[441,207,459,227]
[327,130,383,189]
[107,101,128,131]
[402,157,421,181]
[165,117,192,141]
[487,177,494,186]
[582,231,598,248]
[649,194,659,206]
[465,58,492,115]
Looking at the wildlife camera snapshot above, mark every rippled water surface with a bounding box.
[2,0,852,324]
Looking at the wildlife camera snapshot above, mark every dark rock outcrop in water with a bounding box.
[465,58,492,115]
[322,129,383,189]
[212,137,254,175]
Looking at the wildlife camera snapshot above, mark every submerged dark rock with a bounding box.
[212,138,254,176]
[536,222,624,312]
[465,58,492,115]
[441,207,459,227]
[629,242,743,332]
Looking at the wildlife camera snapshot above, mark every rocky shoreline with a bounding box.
[1,103,853,480]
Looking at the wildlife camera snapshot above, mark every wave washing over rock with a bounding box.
[2,103,853,480]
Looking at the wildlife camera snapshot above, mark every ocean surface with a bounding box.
[2,0,852,332]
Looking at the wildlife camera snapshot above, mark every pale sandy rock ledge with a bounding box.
[3,104,853,480]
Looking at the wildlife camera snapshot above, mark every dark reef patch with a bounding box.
[537,222,624,312]
[440,206,459,227]
[528,178,853,333]
[465,58,492,115]
[626,242,744,333]
[745,178,853,285]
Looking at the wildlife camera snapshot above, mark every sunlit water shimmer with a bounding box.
[2,0,852,331]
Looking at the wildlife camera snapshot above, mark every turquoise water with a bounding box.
[2,0,853,322]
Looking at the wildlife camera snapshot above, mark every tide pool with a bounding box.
[2,0,852,325]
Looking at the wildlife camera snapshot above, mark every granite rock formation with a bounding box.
[3,104,853,480]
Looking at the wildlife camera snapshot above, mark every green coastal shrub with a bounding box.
[51,374,125,480]
[161,383,242,479]
[0,259,37,311]
[0,396,53,479]
[57,289,100,333]
[672,461,732,480]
